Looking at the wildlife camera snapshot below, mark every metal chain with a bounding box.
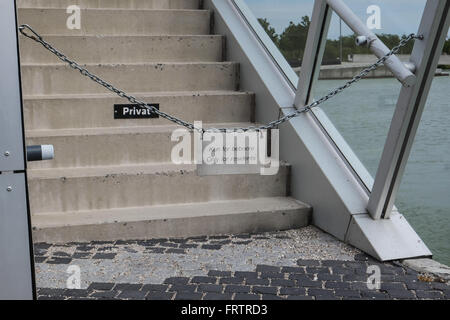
[18,24,421,134]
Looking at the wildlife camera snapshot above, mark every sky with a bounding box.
[244,0,450,39]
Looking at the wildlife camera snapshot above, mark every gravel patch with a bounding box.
[34,226,360,289]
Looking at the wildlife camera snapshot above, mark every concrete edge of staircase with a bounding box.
[402,259,450,281]
[31,197,312,243]
[17,0,202,10]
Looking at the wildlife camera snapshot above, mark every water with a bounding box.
[315,76,450,266]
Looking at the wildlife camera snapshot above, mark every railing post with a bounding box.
[294,0,332,108]
[0,1,36,299]
[368,0,450,220]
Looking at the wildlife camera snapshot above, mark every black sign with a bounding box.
[114,104,160,119]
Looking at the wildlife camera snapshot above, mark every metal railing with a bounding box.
[294,0,450,220]
[327,0,417,87]
[222,0,447,260]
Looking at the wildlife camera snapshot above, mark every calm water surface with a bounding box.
[316,76,450,265]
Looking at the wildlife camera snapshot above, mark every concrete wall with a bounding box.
[352,54,450,65]
[293,63,449,80]
[318,65,393,80]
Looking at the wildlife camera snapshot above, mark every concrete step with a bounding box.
[27,163,291,215]
[18,8,210,36]
[23,91,255,130]
[20,62,239,95]
[26,123,256,169]
[20,35,224,64]
[31,197,311,243]
[18,0,201,10]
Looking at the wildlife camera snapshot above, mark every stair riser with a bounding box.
[28,167,290,214]
[20,36,223,64]
[32,209,310,243]
[24,93,254,130]
[27,131,193,168]
[18,9,210,36]
[21,63,239,95]
[18,0,200,10]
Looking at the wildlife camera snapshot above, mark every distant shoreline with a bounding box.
[294,63,449,80]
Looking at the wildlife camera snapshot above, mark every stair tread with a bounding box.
[23,90,252,100]
[28,162,288,179]
[28,161,288,180]
[28,163,195,179]
[32,197,310,227]
[19,8,208,12]
[20,34,222,39]
[18,0,201,10]
[26,122,256,137]
[21,61,236,67]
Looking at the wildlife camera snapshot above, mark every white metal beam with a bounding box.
[0,1,35,299]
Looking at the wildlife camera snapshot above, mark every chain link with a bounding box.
[18,24,421,134]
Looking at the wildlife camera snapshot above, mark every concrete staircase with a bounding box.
[17,0,311,243]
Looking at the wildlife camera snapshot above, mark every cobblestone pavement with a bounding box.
[34,226,449,300]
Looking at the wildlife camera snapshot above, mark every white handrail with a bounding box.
[327,0,416,87]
